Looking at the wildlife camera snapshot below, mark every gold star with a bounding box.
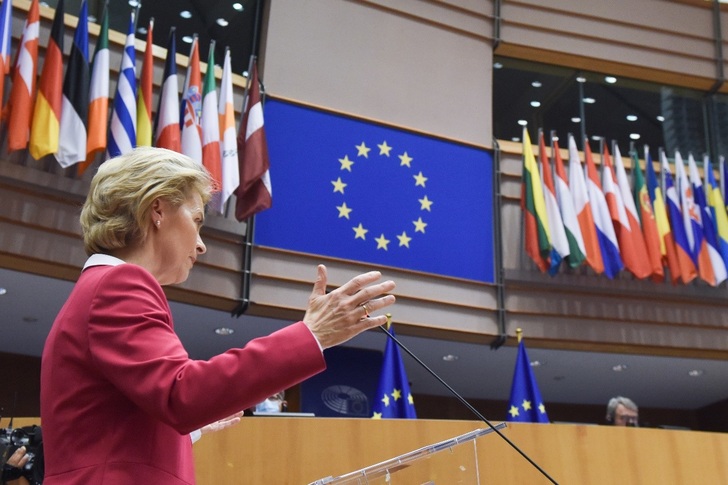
[375,234,390,250]
[522,399,532,411]
[336,202,352,219]
[413,171,428,187]
[539,403,546,414]
[378,141,392,156]
[339,155,354,172]
[381,394,390,407]
[412,217,427,233]
[419,195,433,211]
[353,223,368,240]
[408,393,414,405]
[331,177,347,194]
[397,231,412,248]
[508,405,520,418]
[372,412,382,419]
[399,152,413,167]
[355,142,370,158]
[391,388,402,401]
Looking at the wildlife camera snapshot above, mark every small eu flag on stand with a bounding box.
[507,329,549,423]
[372,316,416,419]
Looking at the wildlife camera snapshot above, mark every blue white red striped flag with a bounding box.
[107,12,137,158]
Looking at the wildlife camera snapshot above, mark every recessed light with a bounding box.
[657,115,665,122]
[604,76,617,84]
[571,117,581,123]
[442,354,459,362]
[233,2,244,11]
[493,62,503,69]
[531,81,542,88]
[0,287,6,295]
[511,137,520,142]
[180,10,192,19]
[583,97,596,104]
[517,119,528,126]
[530,360,545,367]
[88,14,97,23]
[215,327,234,336]
[530,100,541,107]
[629,133,641,140]
[626,115,638,121]
[128,0,139,7]
[591,135,602,141]
[688,369,704,377]
[182,35,194,44]
[612,364,628,372]
[576,76,586,83]
[137,26,147,35]
[216,18,229,27]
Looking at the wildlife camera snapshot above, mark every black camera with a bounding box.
[1,425,44,484]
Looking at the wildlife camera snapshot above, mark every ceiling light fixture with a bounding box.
[128,0,139,7]
[180,10,192,19]
[657,115,665,122]
[626,115,638,121]
[215,327,234,336]
[442,354,459,362]
[688,369,704,377]
[517,119,528,126]
[530,360,545,367]
[0,287,6,295]
[530,100,541,107]
[233,2,244,11]
[604,76,617,84]
[216,18,229,27]
[583,97,596,104]
[493,62,503,69]
[576,76,587,83]
[182,35,194,44]
[531,81,542,88]
[612,364,628,372]
[629,133,641,140]
[571,117,581,123]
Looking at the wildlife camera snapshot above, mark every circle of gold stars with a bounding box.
[332,140,432,251]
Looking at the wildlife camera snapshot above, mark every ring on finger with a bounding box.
[360,302,370,317]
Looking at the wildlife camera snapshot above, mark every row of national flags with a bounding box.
[0,0,271,221]
[522,127,728,287]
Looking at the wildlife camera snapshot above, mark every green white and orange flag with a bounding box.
[81,2,109,172]
[213,47,239,213]
[201,41,222,192]
[29,0,64,159]
[136,18,154,147]
[521,127,551,272]
[631,148,664,280]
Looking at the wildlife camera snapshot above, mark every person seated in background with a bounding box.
[606,396,639,427]
[255,391,287,414]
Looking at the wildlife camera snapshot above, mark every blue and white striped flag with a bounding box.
[107,11,136,158]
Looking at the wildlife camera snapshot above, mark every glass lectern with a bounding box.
[309,423,508,485]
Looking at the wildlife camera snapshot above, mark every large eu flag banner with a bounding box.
[255,99,495,283]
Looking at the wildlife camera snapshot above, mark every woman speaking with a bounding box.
[40,147,396,484]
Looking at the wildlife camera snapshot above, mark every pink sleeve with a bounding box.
[87,264,326,434]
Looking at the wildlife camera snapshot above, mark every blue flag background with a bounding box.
[255,99,494,283]
[507,340,549,423]
[372,326,416,419]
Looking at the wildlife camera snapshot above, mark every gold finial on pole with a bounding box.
[516,328,523,343]
[386,313,392,330]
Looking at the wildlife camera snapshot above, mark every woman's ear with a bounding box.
[151,198,164,226]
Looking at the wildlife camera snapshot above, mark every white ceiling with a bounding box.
[2,267,727,413]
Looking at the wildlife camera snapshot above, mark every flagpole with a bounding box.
[377,325,558,484]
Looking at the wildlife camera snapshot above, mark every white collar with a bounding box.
[83,254,125,270]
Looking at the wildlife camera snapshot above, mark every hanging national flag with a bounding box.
[584,138,623,278]
[645,147,681,284]
[604,142,651,279]
[5,0,38,152]
[630,148,664,281]
[235,59,272,222]
[568,134,603,274]
[552,136,586,268]
[371,322,416,419]
[201,41,222,192]
[136,18,154,147]
[180,35,202,163]
[688,154,725,286]
[704,158,728,273]
[107,11,136,158]
[0,0,13,112]
[661,151,697,284]
[154,28,180,152]
[80,2,109,172]
[28,0,64,159]
[538,130,569,275]
[213,47,239,214]
[521,127,550,272]
[507,333,549,423]
[55,0,89,167]
[674,151,702,267]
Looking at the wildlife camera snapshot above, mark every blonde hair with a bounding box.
[81,147,213,256]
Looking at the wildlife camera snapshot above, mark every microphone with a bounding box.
[378,324,559,485]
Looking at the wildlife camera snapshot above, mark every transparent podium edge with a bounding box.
[309,422,508,485]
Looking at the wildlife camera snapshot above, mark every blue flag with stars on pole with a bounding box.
[254,98,494,283]
[507,339,549,423]
[372,324,416,419]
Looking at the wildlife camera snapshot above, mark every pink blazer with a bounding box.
[41,262,325,484]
